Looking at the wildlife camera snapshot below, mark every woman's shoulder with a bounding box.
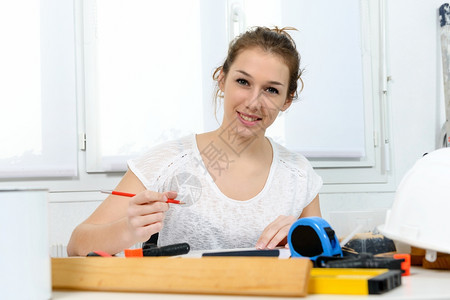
[270,138,312,169]
[128,135,195,170]
[127,134,197,189]
[145,134,194,153]
[270,138,323,198]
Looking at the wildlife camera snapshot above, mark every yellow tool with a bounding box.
[309,268,401,295]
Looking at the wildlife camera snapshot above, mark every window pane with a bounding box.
[0,0,78,178]
[86,0,203,171]
[0,1,41,160]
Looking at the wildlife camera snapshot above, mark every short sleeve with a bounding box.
[127,135,194,191]
[273,140,323,208]
[303,158,323,205]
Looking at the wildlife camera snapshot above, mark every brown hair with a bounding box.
[212,26,303,111]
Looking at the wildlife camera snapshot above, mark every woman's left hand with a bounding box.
[255,215,297,249]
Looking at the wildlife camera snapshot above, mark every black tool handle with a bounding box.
[143,242,190,257]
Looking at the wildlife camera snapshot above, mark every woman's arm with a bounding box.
[255,195,321,249]
[66,170,175,256]
[299,195,321,218]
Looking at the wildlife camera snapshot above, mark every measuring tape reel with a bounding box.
[288,216,342,261]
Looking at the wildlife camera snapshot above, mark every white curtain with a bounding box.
[0,0,78,179]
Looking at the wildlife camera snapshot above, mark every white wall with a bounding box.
[49,0,447,248]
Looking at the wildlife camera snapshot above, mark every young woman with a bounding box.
[67,26,322,256]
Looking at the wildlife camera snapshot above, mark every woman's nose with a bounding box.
[245,89,264,110]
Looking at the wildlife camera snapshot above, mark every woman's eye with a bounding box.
[266,87,279,94]
[236,78,248,86]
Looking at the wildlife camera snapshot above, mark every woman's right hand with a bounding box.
[126,190,178,243]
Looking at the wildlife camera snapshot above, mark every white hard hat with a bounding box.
[378,148,450,262]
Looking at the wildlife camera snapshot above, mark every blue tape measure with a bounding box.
[287,216,342,261]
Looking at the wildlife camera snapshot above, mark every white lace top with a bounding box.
[128,134,322,250]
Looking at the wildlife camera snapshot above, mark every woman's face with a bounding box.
[219,47,292,139]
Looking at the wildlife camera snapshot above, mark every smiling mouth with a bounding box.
[238,112,262,122]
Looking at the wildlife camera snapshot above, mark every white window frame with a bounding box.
[314,0,395,192]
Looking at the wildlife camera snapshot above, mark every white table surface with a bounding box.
[52,267,450,300]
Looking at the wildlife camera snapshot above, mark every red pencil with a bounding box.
[100,190,185,205]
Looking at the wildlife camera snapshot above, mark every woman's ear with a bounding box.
[281,96,293,112]
[218,70,225,92]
